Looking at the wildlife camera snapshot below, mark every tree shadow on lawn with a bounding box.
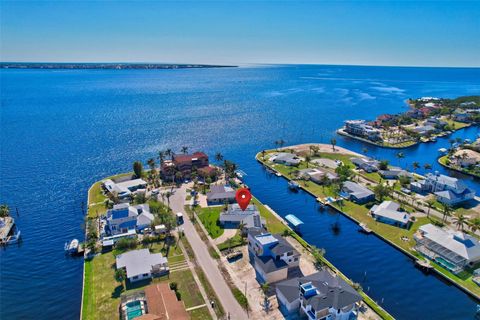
[111,285,124,299]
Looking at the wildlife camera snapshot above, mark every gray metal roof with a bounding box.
[342,181,374,199]
[116,249,167,279]
[206,184,236,201]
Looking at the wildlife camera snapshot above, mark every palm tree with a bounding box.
[425,198,436,218]
[114,268,126,289]
[147,158,155,170]
[412,161,420,173]
[181,146,189,154]
[396,152,404,166]
[158,150,165,164]
[305,154,311,168]
[330,138,337,151]
[470,218,480,233]
[165,191,173,208]
[261,150,266,160]
[0,204,10,218]
[165,148,173,160]
[215,152,224,163]
[441,203,452,223]
[453,214,467,231]
[260,282,270,298]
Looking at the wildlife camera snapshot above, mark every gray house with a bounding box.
[219,204,265,229]
[341,181,375,204]
[270,153,301,166]
[206,184,236,205]
[350,157,379,173]
[276,269,362,319]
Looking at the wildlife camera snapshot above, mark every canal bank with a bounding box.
[251,148,480,319]
[256,148,480,301]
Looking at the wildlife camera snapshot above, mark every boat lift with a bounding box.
[285,214,304,232]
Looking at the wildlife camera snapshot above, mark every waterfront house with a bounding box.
[270,152,302,166]
[206,184,236,205]
[104,203,154,236]
[453,149,480,168]
[414,224,480,273]
[161,151,210,180]
[298,168,339,184]
[276,269,362,319]
[341,181,375,204]
[219,204,265,229]
[425,117,448,128]
[455,112,471,123]
[344,120,381,141]
[103,178,147,199]
[350,157,379,173]
[247,228,300,283]
[121,283,188,320]
[370,201,411,229]
[116,249,169,283]
[410,172,475,205]
[378,168,412,180]
[411,125,437,136]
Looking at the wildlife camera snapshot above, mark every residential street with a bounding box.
[168,185,248,320]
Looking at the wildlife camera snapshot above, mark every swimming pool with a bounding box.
[435,257,458,272]
[126,301,144,320]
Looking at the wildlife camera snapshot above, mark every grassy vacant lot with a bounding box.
[445,118,471,130]
[198,207,224,239]
[82,242,208,320]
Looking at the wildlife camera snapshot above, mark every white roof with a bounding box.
[103,178,147,194]
[371,201,410,224]
[419,224,480,261]
[176,212,183,217]
[155,224,166,231]
[116,249,167,278]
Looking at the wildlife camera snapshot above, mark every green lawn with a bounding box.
[82,242,207,320]
[259,150,480,298]
[444,118,471,130]
[198,207,224,239]
[252,196,288,234]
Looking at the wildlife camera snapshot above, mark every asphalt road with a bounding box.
[169,185,248,320]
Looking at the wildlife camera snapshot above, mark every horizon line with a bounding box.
[1,61,480,69]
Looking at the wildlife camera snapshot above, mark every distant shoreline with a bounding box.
[0,62,237,70]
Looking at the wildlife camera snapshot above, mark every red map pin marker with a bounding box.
[235,188,252,211]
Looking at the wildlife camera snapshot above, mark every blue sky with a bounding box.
[1,1,479,67]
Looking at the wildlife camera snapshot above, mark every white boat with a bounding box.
[65,239,79,254]
[275,172,282,177]
[288,181,300,190]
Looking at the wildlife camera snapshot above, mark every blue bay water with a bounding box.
[1,65,480,319]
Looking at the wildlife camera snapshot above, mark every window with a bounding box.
[133,276,138,280]
[287,251,293,256]
[143,273,149,277]
[294,257,299,262]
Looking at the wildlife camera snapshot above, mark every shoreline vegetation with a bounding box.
[256,144,480,301]
[338,95,479,149]
[0,62,237,69]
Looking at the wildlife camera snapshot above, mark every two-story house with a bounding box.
[247,228,300,283]
[105,203,153,236]
[276,270,362,320]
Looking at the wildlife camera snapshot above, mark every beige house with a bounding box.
[453,149,480,167]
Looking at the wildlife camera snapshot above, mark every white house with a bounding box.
[270,153,302,166]
[103,178,147,199]
[105,203,154,236]
[410,172,475,205]
[370,201,411,229]
[276,270,362,319]
[415,224,480,273]
[115,249,169,282]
